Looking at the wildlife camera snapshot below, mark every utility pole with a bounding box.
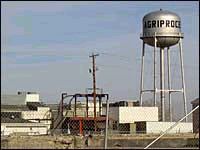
[89,53,99,132]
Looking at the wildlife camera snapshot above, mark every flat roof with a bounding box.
[1,94,26,105]
[1,105,30,111]
[1,117,32,123]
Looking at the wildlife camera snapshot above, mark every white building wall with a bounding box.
[119,107,158,123]
[1,123,48,136]
[26,94,40,102]
[30,126,48,135]
[21,107,51,129]
[70,102,103,117]
[38,107,49,112]
[146,122,193,134]
[22,107,51,119]
[87,102,102,113]
[1,125,6,135]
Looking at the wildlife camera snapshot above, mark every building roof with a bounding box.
[107,100,140,107]
[1,102,44,111]
[1,92,40,105]
[191,98,199,105]
[1,122,48,127]
[1,103,46,112]
[1,117,32,123]
[1,94,26,105]
[1,105,30,111]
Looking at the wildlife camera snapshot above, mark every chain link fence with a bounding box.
[1,99,199,149]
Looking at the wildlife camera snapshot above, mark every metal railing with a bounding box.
[140,32,184,38]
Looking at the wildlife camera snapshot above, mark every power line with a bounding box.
[96,63,134,70]
[101,52,130,59]
[100,52,135,63]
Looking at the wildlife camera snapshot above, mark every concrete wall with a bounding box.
[119,107,158,123]
[1,135,74,149]
[22,107,51,119]
[68,102,103,117]
[146,122,193,134]
[21,107,51,129]
[130,123,136,134]
[26,94,40,103]
[87,102,102,113]
[192,107,199,133]
[1,134,198,149]
[192,101,199,133]
[1,123,48,136]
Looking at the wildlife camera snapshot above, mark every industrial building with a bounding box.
[1,91,194,136]
[107,101,193,134]
[1,121,49,136]
[1,92,52,136]
[136,121,193,134]
[191,98,199,133]
[107,101,158,133]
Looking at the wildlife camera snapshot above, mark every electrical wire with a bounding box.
[96,63,134,70]
[100,52,136,63]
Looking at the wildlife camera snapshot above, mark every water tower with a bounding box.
[139,9,187,122]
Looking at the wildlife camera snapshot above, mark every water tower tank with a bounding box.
[140,9,184,48]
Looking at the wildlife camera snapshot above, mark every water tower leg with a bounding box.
[167,47,172,122]
[153,36,157,106]
[179,38,188,122]
[160,48,165,121]
[139,42,145,106]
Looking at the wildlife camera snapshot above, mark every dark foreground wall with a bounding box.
[1,134,199,149]
[88,135,199,149]
[105,138,199,148]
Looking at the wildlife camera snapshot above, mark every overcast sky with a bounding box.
[1,1,199,119]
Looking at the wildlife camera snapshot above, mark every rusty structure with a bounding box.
[53,92,109,135]
[52,53,110,135]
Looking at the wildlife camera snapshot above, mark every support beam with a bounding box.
[160,48,165,121]
[139,42,145,106]
[74,96,77,117]
[86,96,89,117]
[79,119,83,135]
[167,47,172,122]
[104,96,109,149]
[61,94,64,118]
[99,96,102,116]
[153,35,157,106]
[179,38,188,122]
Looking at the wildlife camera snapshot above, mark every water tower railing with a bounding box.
[140,32,184,38]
